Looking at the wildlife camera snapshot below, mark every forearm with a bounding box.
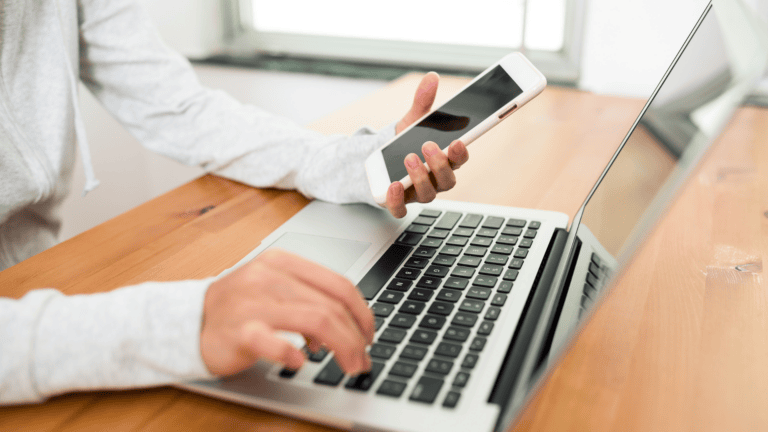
[0,280,213,405]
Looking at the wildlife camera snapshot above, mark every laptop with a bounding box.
[180,1,768,430]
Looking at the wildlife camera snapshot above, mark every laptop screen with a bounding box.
[501,0,768,428]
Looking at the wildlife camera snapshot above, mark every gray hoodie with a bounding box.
[0,0,393,403]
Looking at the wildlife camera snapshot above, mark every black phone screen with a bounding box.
[382,66,523,182]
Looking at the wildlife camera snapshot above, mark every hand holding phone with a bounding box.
[366,53,547,206]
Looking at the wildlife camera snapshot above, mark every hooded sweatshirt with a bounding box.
[0,0,393,403]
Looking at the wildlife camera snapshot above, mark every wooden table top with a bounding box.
[2,73,767,432]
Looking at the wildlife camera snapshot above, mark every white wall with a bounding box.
[60,0,766,240]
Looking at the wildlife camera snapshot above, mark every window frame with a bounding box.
[222,0,588,84]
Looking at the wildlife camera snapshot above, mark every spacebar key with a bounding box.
[357,244,413,300]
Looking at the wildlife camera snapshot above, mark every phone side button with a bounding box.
[498,104,518,119]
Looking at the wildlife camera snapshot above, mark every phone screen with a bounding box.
[382,66,523,182]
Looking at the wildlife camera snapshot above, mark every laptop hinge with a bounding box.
[487,227,569,427]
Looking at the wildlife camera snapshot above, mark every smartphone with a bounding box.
[365,52,546,205]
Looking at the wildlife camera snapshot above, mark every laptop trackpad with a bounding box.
[264,232,371,276]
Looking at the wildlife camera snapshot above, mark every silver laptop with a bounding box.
[181,1,768,430]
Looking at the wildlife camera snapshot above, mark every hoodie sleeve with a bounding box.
[76,0,396,207]
[0,280,214,404]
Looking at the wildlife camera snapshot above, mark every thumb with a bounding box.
[397,72,439,134]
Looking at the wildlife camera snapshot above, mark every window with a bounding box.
[224,0,587,83]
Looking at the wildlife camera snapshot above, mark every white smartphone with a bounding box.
[365,52,546,205]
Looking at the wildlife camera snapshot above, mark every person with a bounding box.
[0,0,469,404]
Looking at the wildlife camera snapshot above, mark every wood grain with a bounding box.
[1,73,766,432]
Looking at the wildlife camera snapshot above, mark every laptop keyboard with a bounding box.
[579,253,610,316]
[280,210,541,409]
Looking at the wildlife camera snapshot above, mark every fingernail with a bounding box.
[406,155,420,169]
[422,144,436,157]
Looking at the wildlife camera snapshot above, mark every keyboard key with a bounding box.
[444,277,469,290]
[413,247,437,259]
[454,228,475,237]
[279,368,297,379]
[473,275,498,288]
[476,228,498,238]
[502,227,523,236]
[586,272,598,288]
[467,287,492,300]
[469,336,487,352]
[591,252,602,266]
[370,343,397,360]
[491,244,514,255]
[446,236,469,247]
[459,299,485,314]
[428,301,454,316]
[451,266,475,278]
[589,261,600,277]
[406,224,429,234]
[404,257,429,269]
[509,258,524,269]
[514,249,529,259]
[482,216,505,229]
[420,209,442,218]
[453,371,471,387]
[345,361,385,391]
[443,391,461,408]
[478,321,494,335]
[412,216,436,226]
[408,288,433,302]
[426,358,454,376]
[528,221,541,229]
[479,263,503,276]
[390,313,417,329]
[428,229,450,239]
[389,361,418,378]
[485,307,501,320]
[372,303,394,317]
[396,267,420,280]
[436,289,462,303]
[377,379,407,397]
[524,229,537,239]
[459,214,483,228]
[491,293,508,306]
[410,329,438,345]
[434,212,462,230]
[410,376,444,404]
[419,315,446,330]
[485,254,508,265]
[425,265,450,278]
[498,281,513,293]
[461,353,479,369]
[451,312,478,327]
[458,255,482,267]
[378,290,404,304]
[444,326,471,342]
[396,232,423,246]
[439,245,463,256]
[496,235,518,246]
[375,317,385,330]
[519,239,533,248]
[433,254,457,266]
[470,237,493,247]
[357,244,412,300]
[308,348,329,362]
[416,276,442,289]
[399,300,426,315]
[434,342,462,358]
[421,238,443,248]
[503,269,519,281]
[387,279,412,292]
[314,358,345,386]
[379,328,407,344]
[400,344,429,361]
[465,246,487,257]
[506,218,526,227]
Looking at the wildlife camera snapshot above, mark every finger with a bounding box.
[386,181,408,218]
[266,304,370,374]
[404,153,437,203]
[422,141,456,193]
[447,140,469,170]
[257,250,375,344]
[396,72,439,134]
[240,321,306,370]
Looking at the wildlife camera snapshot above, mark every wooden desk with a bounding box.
[2,73,767,432]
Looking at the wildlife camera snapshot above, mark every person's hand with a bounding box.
[200,249,375,376]
[386,72,470,218]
